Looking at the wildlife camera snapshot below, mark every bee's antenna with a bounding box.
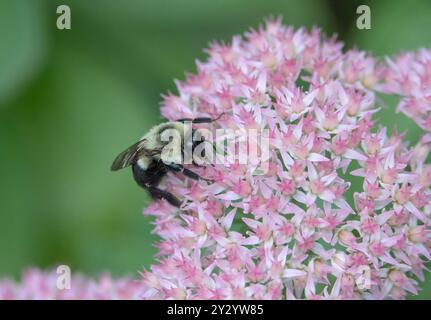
[176,112,227,124]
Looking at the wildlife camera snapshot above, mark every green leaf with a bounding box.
[0,0,47,105]
[0,38,159,277]
[70,0,335,31]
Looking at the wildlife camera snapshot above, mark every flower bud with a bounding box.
[339,230,357,247]
[408,225,429,243]
[389,270,408,287]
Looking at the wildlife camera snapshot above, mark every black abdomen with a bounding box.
[132,160,167,188]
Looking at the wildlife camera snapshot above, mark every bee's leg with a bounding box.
[166,163,212,182]
[146,186,182,207]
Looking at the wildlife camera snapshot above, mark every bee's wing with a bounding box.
[111,140,147,171]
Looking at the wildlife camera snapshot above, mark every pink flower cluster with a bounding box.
[142,19,431,299]
[1,19,430,300]
[0,269,140,300]
[382,49,431,132]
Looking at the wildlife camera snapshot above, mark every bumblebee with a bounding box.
[111,115,221,207]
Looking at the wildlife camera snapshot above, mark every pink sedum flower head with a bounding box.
[381,49,431,132]
[0,269,141,300]
[142,18,431,300]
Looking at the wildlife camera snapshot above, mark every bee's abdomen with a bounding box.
[132,160,167,188]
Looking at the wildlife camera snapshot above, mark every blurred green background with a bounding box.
[0,0,430,299]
